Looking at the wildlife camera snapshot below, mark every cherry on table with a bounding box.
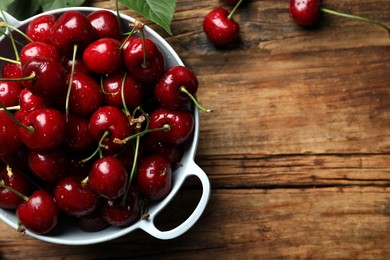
[203,0,243,47]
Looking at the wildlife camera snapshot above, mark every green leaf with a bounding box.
[119,0,176,35]
[4,0,42,21]
[40,0,86,12]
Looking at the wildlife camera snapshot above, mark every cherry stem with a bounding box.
[228,0,244,20]
[121,134,140,205]
[0,102,34,133]
[179,86,213,112]
[119,24,137,50]
[138,22,149,69]
[0,56,20,65]
[65,44,78,122]
[0,105,20,111]
[80,130,110,163]
[320,7,390,37]
[0,179,29,202]
[120,71,131,117]
[113,124,171,144]
[0,71,36,82]
[0,21,33,43]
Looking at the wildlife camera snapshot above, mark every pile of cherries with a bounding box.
[0,9,206,234]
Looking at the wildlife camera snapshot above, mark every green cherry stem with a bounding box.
[179,86,213,112]
[120,71,131,117]
[0,21,33,43]
[65,44,78,121]
[113,124,171,145]
[0,179,29,202]
[0,105,20,111]
[80,130,110,163]
[121,134,140,205]
[0,56,21,65]
[228,0,244,20]
[0,71,36,82]
[0,102,34,133]
[320,7,390,37]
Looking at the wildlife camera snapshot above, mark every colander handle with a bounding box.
[0,11,21,27]
[139,160,211,240]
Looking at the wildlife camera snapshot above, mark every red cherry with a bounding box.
[16,189,58,234]
[49,11,94,56]
[87,10,122,40]
[65,114,93,152]
[0,81,22,107]
[2,62,22,79]
[203,8,240,46]
[143,135,184,165]
[123,37,165,85]
[148,107,194,146]
[289,0,321,26]
[0,111,22,157]
[101,187,139,226]
[74,207,109,232]
[20,108,66,151]
[27,148,69,183]
[19,88,51,115]
[54,175,99,217]
[83,38,123,74]
[67,72,103,116]
[154,66,198,110]
[136,154,172,201]
[21,56,67,98]
[25,14,56,44]
[88,105,132,152]
[0,166,32,209]
[88,156,128,199]
[20,41,61,66]
[102,71,144,110]
[63,56,92,76]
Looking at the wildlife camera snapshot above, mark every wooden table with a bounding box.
[1,0,390,258]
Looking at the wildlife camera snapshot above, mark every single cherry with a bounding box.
[25,14,56,44]
[19,88,51,115]
[2,62,22,79]
[20,41,61,66]
[21,56,67,98]
[87,10,122,40]
[0,110,22,157]
[101,187,140,226]
[83,37,123,74]
[290,0,390,34]
[203,0,243,46]
[66,72,103,116]
[123,37,165,85]
[136,154,172,201]
[0,165,33,209]
[88,105,132,152]
[74,206,109,232]
[19,108,66,151]
[88,156,128,199]
[0,81,22,107]
[54,175,99,217]
[50,11,94,56]
[16,189,59,234]
[148,107,194,146]
[27,148,69,183]
[102,71,144,110]
[65,114,93,152]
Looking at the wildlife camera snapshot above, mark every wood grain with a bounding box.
[2,0,390,259]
